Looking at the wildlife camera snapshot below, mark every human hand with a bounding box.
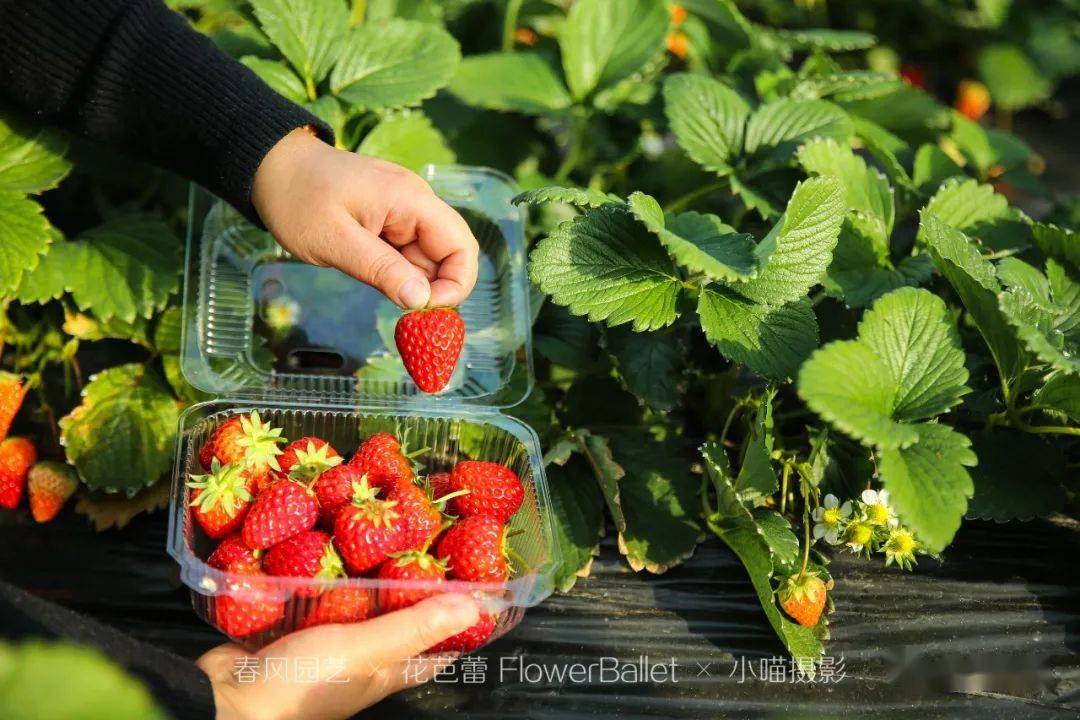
[197,593,480,720]
[251,127,480,309]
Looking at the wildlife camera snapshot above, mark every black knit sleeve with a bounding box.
[0,0,334,223]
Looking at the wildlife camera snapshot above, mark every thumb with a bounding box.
[323,220,431,309]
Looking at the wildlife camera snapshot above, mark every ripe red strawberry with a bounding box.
[298,585,373,629]
[26,461,78,523]
[778,574,828,628]
[348,432,414,492]
[437,514,509,583]
[199,411,284,488]
[187,460,256,540]
[390,482,449,552]
[242,479,319,550]
[263,529,345,596]
[333,482,406,575]
[0,373,28,442]
[0,437,37,510]
[394,307,465,393]
[208,534,261,572]
[428,471,452,498]
[376,551,447,613]
[277,437,342,482]
[313,463,365,528]
[211,566,285,637]
[448,460,524,524]
[428,612,496,654]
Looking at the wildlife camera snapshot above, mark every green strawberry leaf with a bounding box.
[912,144,965,191]
[239,56,309,104]
[11,226,64,303]
[529,206,682,331]
[752,508,801,575]
[1031,371,1080,422]
[920,211,1027,382]
[769,28,876,52]
[878,423,976,554]
[627,192,758,282]
[743,99,852,161]
[449,52,572,115]
[533,302,607,372]
[513,186,622,209]
[59,364,180,494]
[922,178,1028,253]
[575,430,627,533]
[698,287,817,381]
[850,116,914,188]
[734,177,846,306]
[824,223,934,308]
[736,394,779,506]
[856,287,969,421]
[978,44,1051,111]
[833,79,948,139]
[61,215,182,324]
[604,325,685,411]
[357,111,454,172]
[546,456,606,592]
[0,191,52,296]
[610,431,700,574]
[560,0,669,101]
[154,307,209,405]
[797,137,894,248]
[0,116,71,194]
[662,73,750,175]
[330,18,460,110]
[999,288,1080,375]
[966,431,1065,522]
[250,0,348,91]
[1032,223,1080,272]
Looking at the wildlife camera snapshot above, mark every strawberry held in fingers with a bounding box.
[188,460,255,540]
[437,514,510,583]
[428,611,496,654]
[242,478,320,550]
[278,437,342,482]
[0,437,36,510]
[376,551,447,612]
[448,460,524,524]
[333,479,406,575]
[395,306,465,393]
[263,529,346,596]
[26,461,78,523]
[299,585,373,629]
[0,372,28,442]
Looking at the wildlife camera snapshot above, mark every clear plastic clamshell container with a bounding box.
[167,165,560,651]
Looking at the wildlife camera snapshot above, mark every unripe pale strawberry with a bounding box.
[26,461,78,523]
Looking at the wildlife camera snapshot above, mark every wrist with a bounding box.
[251,126,327,223]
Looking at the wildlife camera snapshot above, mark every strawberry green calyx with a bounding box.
[288,440,343,482]
[348,476,380,506]
[236,411,285,472]
[187,459,251,518]
[314,542,347,582]
[388,549,448,573]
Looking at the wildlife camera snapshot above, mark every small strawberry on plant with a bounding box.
[333,478,406,574]
[428,611,496,654]
[0,372,28,442]
[448,460,524,524]
[778,573,829,628]
[242,478,320,550]
[187,459,255,540]
[376,550,447,613]
[263,529,345,596]
[437,514,512,583]
[278,437,342,482]
[899,63,926,89]
[394,307,465,393]
[0,436,36,510]
[956,80,991,120]
[26,461,78,523]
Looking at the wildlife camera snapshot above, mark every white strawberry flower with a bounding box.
[264,296,300,331]
[811,493,852,545]
[861,488,898,527]
[883,526,920,570]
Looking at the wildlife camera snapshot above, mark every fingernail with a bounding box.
[433,593,479,623]
[399,277,430,310]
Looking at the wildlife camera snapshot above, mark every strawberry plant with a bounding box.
[1,0,1077,675]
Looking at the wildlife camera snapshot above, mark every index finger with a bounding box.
[414,197,480,307]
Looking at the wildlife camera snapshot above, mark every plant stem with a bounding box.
[796,489,811,581]
[304,75,317,102]
[350,0,366,26]
[780,462,791,515]
[502,0,523,51]
[719,399,745,446]
[554,113,589,182]
[664,179,728,214]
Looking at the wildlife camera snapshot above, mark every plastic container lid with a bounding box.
[178,165,533,412]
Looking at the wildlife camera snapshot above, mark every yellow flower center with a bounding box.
[868,503,890,526]
[847,523,873,546]
[822,507,842,525]
[887,529,917,555]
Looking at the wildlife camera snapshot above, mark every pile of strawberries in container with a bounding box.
[188,410,525,653]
